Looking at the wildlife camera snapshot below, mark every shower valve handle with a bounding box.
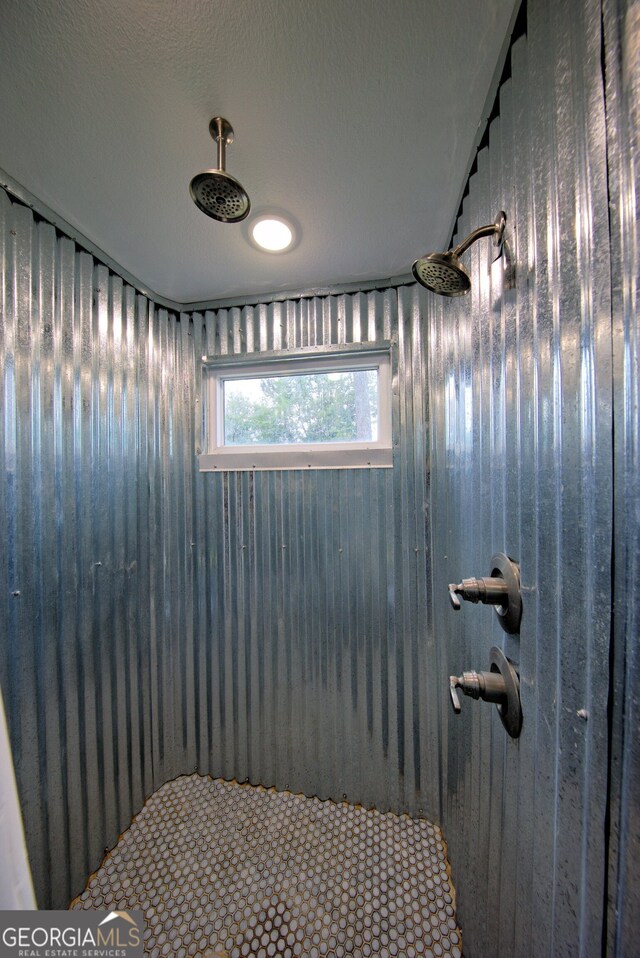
[449,670,507,707]
[448,577,509,610]
[447,553,522,634]
[448,647,523,738]
[449,678,462,714]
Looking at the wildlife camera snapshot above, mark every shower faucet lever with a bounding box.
[448,576,509,609]
[447,553,522,634]
[449,677,462,714]
[449,669,507,705]
[448,647,523,739]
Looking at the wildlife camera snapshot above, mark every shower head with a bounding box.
[412,211,507,296]
[412,251,471,296]
[189,117,251,223]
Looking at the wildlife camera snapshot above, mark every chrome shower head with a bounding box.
[412,251,471,296]
[189,117,251,223]
[412,211,507,296]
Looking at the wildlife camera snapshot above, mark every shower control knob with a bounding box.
[448,552,522,634]
[448,647,522,738]
[449,678,462,714]
[449,669,508,704]
[448,577,509,609]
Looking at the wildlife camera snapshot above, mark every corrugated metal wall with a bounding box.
[425,0,620,954]
[0,190,199,906]
[604,0,640,954]
[0,187,440,906]
[183,289,439,820]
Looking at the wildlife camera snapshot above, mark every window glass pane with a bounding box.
[223,369,378,445]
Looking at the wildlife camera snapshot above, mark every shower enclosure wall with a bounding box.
[424,0,638,953]
[426,0,614,953]
[0,0,637,955]
[0,197,439,905]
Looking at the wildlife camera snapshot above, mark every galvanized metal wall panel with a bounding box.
[426,0,616,954]
[0,189,441,906]
[0,191,197,906]
[603,0,640,954]
[184,286,441,821]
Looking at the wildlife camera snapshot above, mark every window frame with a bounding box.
[199,343,393,471]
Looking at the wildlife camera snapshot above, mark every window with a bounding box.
[199,344,393,471]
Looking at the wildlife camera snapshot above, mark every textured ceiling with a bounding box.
[0,0,518,304]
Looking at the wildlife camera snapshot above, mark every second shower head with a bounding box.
[413,211,507,296]
[412,251,471,296]
[190,117,251,223]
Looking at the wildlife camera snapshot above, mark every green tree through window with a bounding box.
[224,369,377,445]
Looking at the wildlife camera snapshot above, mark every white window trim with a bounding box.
[199,344,393,471]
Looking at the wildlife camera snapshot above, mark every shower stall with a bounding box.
[0,0,637,955]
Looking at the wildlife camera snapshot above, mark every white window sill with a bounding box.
[199,445,393,472]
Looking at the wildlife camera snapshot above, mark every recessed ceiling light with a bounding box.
[250,215,294,253]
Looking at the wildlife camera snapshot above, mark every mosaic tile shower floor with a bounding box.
[71,774,462,958]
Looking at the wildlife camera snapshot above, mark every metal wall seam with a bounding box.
[602,0,640,954]
[508,35,537,954]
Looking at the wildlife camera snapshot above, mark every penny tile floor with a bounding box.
[71,774,462,958]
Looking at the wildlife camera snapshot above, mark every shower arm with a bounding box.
[209,116,234,172]
[216,136,226,171]
[451,211,507,258]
